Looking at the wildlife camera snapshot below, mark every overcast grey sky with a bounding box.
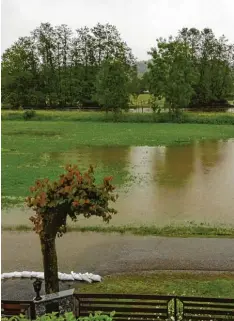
[1,0,234,59]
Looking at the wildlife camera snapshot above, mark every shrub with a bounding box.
[79,311,115,321]
[23,109,36,120]
[1,109,234,125]
[1,311,115,321]
[148,96,161,114]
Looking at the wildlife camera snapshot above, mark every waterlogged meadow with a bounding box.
[2,120,234,230]
[2,121,234,198]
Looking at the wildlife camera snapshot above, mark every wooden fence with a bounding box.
[2,294,234,320]
[74,293,234,321]
[1,300,36,319]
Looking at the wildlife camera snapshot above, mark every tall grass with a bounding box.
[3,223,234,237]
[2,110,234,124]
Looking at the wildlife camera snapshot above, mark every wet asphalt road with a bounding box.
[1,231,234,299]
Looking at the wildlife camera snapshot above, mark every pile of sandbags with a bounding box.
[1,271,101,283]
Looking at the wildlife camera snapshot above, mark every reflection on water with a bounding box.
[119,139,234,226]
[2,140,234,227]
[49,146,130,186]
[154,144,195,187]
[199,140,224,172]
[50,147,129,166]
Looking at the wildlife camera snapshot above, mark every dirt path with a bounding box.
[2,231,234,300]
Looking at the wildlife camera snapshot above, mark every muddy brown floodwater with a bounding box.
[2,139,234,227]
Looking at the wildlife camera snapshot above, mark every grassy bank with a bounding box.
[2,121,234,199]
[2,121,234,148]
[2,224,234,238]
[77,271,234,297]
[2,109,234,124]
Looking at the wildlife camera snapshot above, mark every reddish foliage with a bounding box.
[26,164,118,236]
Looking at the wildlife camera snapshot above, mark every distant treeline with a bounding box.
[1,23,234,111]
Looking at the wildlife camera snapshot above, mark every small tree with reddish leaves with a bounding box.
[26,164,118,294]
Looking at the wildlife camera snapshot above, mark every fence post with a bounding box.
[33,289,76,317]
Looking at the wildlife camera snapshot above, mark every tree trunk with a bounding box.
[40,234,59,294]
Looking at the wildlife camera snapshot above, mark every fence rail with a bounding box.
[1,300,36,319]
[177,296,234,321]
[2,295,234,320]
[73,294,234,321]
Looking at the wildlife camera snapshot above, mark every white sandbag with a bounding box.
[89,274,102,282]
[1,270,101,283]
[21,271,31,278]
[61,273,74,281]
[80,274,92,283]
[85,272,100,282]
[3,272,15,278]
[85,273,94,279]
[71,271,82,281]
[84,272,92,278]
[36,272,44,279]
[33,272,43,279]
[59,273,66,280]
[58,272,74,281]
[76,273,84,280]
[31,271,38,278]
[67,274,75,281]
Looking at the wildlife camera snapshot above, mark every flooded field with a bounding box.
[2,139,234,227]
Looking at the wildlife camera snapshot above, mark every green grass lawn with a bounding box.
[77,272,234,298]
[3,223,234,238]
[2,121,234,200]
[2,121,234,148]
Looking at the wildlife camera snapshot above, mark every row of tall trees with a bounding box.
[148,28,234,111]
[1,22,136,109]
[2,25,234,111]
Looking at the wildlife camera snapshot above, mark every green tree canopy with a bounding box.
[148,28,234,111]
[178,27,234,107]
[1,22,135,108]
[148,38,198,112]
[94,59,130,112]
